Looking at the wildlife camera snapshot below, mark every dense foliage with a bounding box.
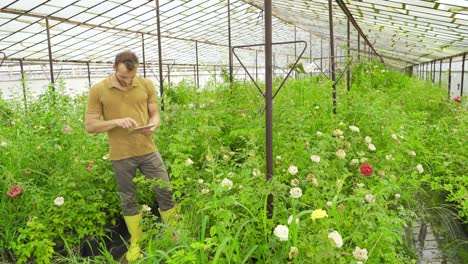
[0,61,466,263]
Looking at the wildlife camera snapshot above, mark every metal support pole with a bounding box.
[264,0,274,219]
[461,53,466,97]
[309,33,312,64]
[432,60,435,82]
[45,18,55,90]
[19,59,27,111]
[86,62,91,88]
[195,41,199,88]
[155,0,164,111]
[425,62,429,81]
[320,38,323,75]
[255,50,258,82]
[142,33,146,78]
[167,64,171,86]
[214,66,217,86]
[346,17,350,91]
[448,57,452,98]
[357,33,360,61]
[328,0,337,114]
[193,65,196,85]
[294,25,297,59]
[228,0,233,83]
[439,59,442,87]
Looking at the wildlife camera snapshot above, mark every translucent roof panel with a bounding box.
[0,0,466,70]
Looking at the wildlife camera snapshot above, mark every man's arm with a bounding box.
[85,113,139,133]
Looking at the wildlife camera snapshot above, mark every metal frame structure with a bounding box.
[1,0,467,218]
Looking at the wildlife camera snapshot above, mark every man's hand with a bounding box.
[114,118,139,128]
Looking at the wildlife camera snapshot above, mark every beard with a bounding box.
[116,74,131,87]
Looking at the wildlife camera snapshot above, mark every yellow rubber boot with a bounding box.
[159,207,179,241]
[123,213,143,262]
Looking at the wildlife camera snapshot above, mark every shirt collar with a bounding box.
[106,74,138,89]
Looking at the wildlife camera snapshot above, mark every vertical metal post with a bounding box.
[439,59,442,87]
[346,17,350,91]
[294,25,297,59]
[155,0,164,110]
[461,53,466,97]
[448,57,452,98]
[357,33,360,61]
[227,0,233,83]
[86,62,91,88]
[214,66,217,86]
[142,33,146,78]
[193,65,196,85]
[420,64,422,79]
[309,32,312,64]
[45,18,55,90]
[320,38,323,75]
[255,50,258,82]
[167,64,171,86]
[328,0,337,114]
[425,62,428,81]
[19,59,27,111]
[195,41,199,89]
[264,0,274,219]
[432,60,436,82]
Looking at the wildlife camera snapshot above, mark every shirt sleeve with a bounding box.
[86,86,102,115]
[146,79,158,104]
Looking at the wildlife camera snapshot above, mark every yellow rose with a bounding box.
[311,209,328,220]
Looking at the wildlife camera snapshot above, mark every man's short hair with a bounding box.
[115,51,139,71]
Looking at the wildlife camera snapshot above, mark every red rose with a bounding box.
[7,185,24,198]
[453,96,461,103]
[86,164,93,169]
[360,163,374,176]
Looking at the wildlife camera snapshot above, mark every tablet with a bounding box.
[132,124,156,131]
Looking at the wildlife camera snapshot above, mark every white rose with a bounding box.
[349,125,360,132]
[350,159,359,166]
[185,158,194,166]
[364,136,372,144]
[289,187,303,199]
[273,225,289,241]
[336,149,346,159]
[291,178,300,186]
[326,201,333,207]
[1,142,8,147]
[368,143,376,151]
[288,246,299,260]
[316,131,323,136]
[221,178,233,189]
[201,188,210,194]
[310,155,321,163]
[54,196,65,206]
[328,230,343,248]
[408,150,417,157]
[416,164,424,174]
[353,246,368,261]
[198,179,204,184]
[333,129,344,136]
[395,193,401,199]
[391,134,398,140]
[365,194,375,203]
[287,165,298,175]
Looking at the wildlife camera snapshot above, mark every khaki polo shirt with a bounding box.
[86,75,158,160]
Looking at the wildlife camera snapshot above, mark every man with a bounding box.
[85,50,178,262]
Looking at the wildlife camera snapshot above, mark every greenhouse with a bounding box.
[0,0,467,263]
